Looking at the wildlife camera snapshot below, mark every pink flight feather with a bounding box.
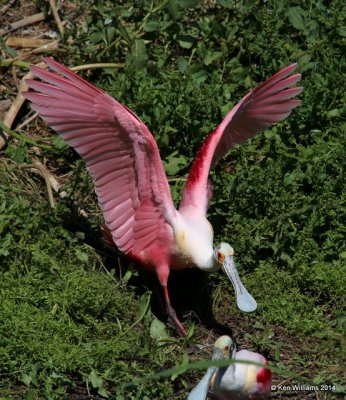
[23,57,176,265]
[180,64,303,214]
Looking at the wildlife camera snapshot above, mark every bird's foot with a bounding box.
[166,304,187,337]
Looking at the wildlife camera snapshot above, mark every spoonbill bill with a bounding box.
[23,58,302,335]
[188,335,271,400]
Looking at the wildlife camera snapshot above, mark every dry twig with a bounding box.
[71,62,125,71]
[0,62,46,150]
[7,40,60,62]
[18,160,60,208]
[0,0,17,15]
[17,112,38,130]
[6,37,53,48]
[48,0,64,36]
[0,12,45,35]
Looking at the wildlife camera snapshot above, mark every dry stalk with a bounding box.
[17,112,38,130]
[0,12,45,35]
[0,0,17,15]
[48,0,64,36]
[0,62,46,150]
[18,159,61,208]
[6,37,53,48]
[8,40,60,62]
[71,63,125,71]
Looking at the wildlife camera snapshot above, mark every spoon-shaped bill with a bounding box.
[188,347,224,400]
[188,366,215,400]
[222,255,257,312]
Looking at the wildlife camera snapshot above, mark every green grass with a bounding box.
[1,0,345,398]
[0,172,188,399]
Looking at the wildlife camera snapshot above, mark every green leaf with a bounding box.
[0,37,17,57]
[75,250,89,262]
[98,386,109,398]
[189,63,208,83]
[191,69,208,83]
[150,318,169,341]
[89,370,109,398]
[129,39,148,70]
[117,21,132,45]
[143,22,162,32]
[177,57,189,73]
[163,151,189,175]
[326,109,341,118]
[337,27,346,37]
[185,324,195,340]
[24,390,36,400]
[52,135,68,149]
[288,7,306,31]
[177,34,196,49]
[89,369,103,389]
[137,292,151,318]
[167,0,180,19]
[283,172,295,187]
[217,0,233,8]
[21,373,32,386]
[220,101,234,118]
[5,143,28,163]
[106,27,116,43]
[0,233,12,256]
[171,353,189,380]
[122,270,132,284]
[178,0,199,8]
[203,51,223,66]
[89,31,105,44]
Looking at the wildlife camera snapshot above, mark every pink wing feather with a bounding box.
[23,57,176,260]
[180,64,303,214]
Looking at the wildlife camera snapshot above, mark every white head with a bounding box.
[214,335,234,359]
[188,335,234,400]
[215,242,235,264]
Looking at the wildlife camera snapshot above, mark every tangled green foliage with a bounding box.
[0,175,187,399]
[1,0,345,398]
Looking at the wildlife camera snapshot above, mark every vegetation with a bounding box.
[0,0,345,398]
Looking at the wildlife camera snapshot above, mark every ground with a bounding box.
[0,0,345,399]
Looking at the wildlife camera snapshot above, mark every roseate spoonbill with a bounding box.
[23,58,302,336]
[188,335,271,400]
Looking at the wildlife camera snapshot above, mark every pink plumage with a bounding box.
[23,58,303,336]
[180,64,303,214]
[24,58,176,262]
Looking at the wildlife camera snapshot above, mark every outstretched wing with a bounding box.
[23,57,176,258]
[180,64,303,215]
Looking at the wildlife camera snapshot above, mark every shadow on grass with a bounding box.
[58,201,235,337]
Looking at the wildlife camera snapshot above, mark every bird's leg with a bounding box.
[162,285,187,337]
[157,265,187,336]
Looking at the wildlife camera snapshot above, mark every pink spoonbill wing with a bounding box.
[180,64,303,214]
[23,57,177,258]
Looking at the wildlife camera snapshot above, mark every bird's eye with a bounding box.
[224,345,230,352]
[217,251,225,264]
